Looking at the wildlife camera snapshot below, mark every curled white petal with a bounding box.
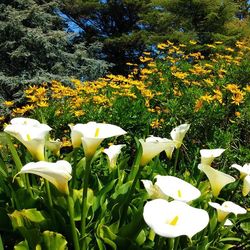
[198,164,235,197]
[170,124,190,149]
[19,160,72,194]
[70,122,127,157]
[155,175,201,202]
[200,149,225,166]
[209,201,247,222]
[4,118,52,160]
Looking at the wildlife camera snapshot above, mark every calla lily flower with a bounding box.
[164,139,176,160]
[200,148,225,166]
[209,201,247,222]
[17,160,72,194]
[4,117,52,161]
[231,163,250,196]
[46,139,62,156]
[198,164,235,197]
[139,136,173,166]
[103,144,126,169]
[69,122,127,158]
[155,175,201,202]
[143,199,209,238]
[170,124,190,149]
[141,180,166,199]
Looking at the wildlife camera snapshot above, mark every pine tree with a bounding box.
[60,0,249,74]
[61,0,152,74]
[0,0,110,100]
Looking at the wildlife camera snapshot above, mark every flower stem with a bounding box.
[80,157,92,250]
[173,148,180,173]
[66,194,80,250]
[44,179,56,230]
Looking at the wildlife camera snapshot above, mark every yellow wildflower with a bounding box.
[204,79,214,86]
[150,119,164,129]
[235,111,241,118]
[194,99,203,112]
[200,94,213,103]
[207,44,216,49]
[244,85,250,92]
[225,84,240,93]
[74,110,85,117]
[189,40,197,45]
[231,92,245,105]
[3,101,14,107]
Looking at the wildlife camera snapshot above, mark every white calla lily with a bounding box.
[170,124,190,149]
[200,148,225,166]
[231,163,250,178]
[70,122,127,157]
[155,175,201,202]
[103,144,126,169]
[164,139,176,160]
[143,199,209,238]
[4,117,52,161]
[141,180,166,199]
[17,160,72,194]
[231,163,250,196]
[243,175,250,196]
[139,136,173,166]
[209,201,247,222]
[198,164,235,197]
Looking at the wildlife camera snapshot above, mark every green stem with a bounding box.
[66,194,80,250]
[71,148,78,189]
[44,179,56,230]
[228,179,241,201]
[120,165,142,225]
[80,157,92,250]
[168,238,175,250]
[5,134,23,172]
[173,148,180,173]
[173,237,180,250]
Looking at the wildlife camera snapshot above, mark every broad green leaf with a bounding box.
[240,221,250,234]
[14,240,29,250]
[112,181,132,200]
[40,231,67,250]
[9,209,46,229]
[97,224,117,250]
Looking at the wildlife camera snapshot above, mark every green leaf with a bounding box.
[97,224,117,250]
[40,231,67,250]
[9,209,46,229]
[111,181,132,200]
[14,240,29,250]
[240,221,250,234]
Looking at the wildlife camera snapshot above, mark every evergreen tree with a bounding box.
[61,0,249,74]
[0,0,110,100]
[61,0,152,74]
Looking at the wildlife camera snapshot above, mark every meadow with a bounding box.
[0,40,250,249]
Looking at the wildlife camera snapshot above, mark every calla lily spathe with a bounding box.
[4,117,52,161]
[209,201,247,222]
[143,199,209,238]
[70,122,127,157]
[141,180,166,199]
[103,144,126,169]
[170,124,190,149]
[155,175,201,202]
[198,164,235,197]
[139,136,173,166]
[231,163,250,196]
[17,160,72,194]
[200,148,225,166]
